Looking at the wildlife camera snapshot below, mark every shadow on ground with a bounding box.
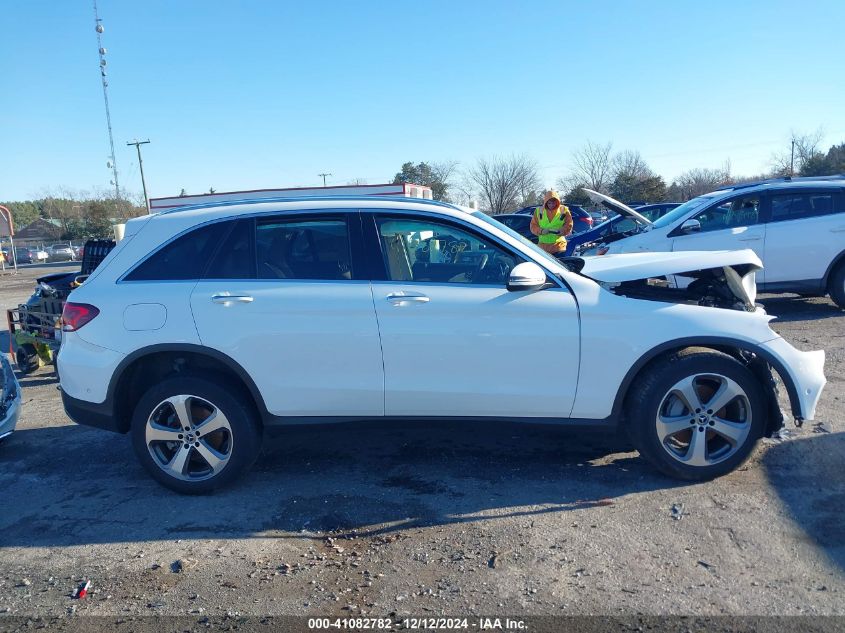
[763,431,845,572]
[759,295,843,323]
[0,420,683,548]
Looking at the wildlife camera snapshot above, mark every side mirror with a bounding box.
[680,218,701,234]
[507,262,547,292]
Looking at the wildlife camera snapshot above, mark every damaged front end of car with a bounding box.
[577,250,762,312]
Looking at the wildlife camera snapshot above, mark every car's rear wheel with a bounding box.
[130,375,262,494]
[626,349,766,480]
[828,261,845,309]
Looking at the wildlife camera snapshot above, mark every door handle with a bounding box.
[738,236,761,242]
[211,294,254,304]
[832,227,845,233]
[386,293,430,304]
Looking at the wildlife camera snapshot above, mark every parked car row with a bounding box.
[0,243,83,265]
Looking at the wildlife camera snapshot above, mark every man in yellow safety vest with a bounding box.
[530,190,573,255]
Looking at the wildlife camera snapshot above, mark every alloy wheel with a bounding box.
[655,373,752,467]
[145,394,233,481]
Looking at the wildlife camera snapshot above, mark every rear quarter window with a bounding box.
[124,221,231,281]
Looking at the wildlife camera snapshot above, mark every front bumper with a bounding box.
[759,336,826,421]
[0,356,21,440]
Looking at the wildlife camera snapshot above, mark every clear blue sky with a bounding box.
[2,0,844,201]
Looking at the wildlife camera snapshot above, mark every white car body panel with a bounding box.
[58,196,827,429]
[670,225,766,284]
[764,213,844,284]
[372,281,579,417]
[190,280,384,417]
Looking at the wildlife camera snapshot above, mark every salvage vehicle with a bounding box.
[0,355,21,442]
[58,196,826,493]
[7,239,116,373]
[583,175,845,307]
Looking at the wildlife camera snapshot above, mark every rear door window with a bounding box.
[769,191,836,222]
[256,217,353,280]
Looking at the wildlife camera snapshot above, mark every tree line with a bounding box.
[1,188,146,240]
[393,131,845,214]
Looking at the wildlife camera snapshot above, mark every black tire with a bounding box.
[15,344,39,374]
[828,261,845,309]
[625,349,767,481]
[130,374,262,494]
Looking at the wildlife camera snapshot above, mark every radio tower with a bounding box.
[93,0,120,201]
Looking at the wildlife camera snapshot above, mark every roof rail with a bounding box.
[716,173,845,191]
[158,194,459,216]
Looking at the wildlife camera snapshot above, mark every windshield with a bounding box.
[472,212,564,269]
[651,195,718,229]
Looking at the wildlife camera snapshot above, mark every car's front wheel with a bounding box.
[130,375,262,494]
[829,261,845,309]
[626,349,766,480]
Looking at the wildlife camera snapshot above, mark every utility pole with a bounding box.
[127,139,151,212]
[318,172,332,187]
[790,139,796,177]
[93,0,120,202]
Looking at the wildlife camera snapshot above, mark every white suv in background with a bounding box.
[58,196,826,493]
[585,176,845,307]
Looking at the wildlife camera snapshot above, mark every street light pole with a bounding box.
[127,139,151,212]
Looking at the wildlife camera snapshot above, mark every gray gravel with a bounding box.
[0,264,843,618]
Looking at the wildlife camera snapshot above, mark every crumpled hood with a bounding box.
[579,249,762,283]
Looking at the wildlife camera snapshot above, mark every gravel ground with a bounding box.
[0,264,843,621]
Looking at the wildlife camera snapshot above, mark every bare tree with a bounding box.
[466,155,540,214]
[612,150,652,180]
[770,128,824,176]
[670,163,733,200]
[559,141,614,194]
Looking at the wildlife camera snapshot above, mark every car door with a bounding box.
[367,212,580,419]
[190,213,385,418]
[763,188,845,287]
[669,192,766,284]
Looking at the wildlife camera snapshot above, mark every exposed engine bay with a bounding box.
[602,265,758,311]
[573,251,762,312]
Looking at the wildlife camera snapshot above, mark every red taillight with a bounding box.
[62,302,100,332]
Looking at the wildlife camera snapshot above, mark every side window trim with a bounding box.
[364,210,528,285]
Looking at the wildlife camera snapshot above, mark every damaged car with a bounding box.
[0,355,22,442]
[58,196,826,492]
[581,177,845,308]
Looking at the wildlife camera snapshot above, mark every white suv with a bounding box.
[586,176,845,307]
[58,196,826,493]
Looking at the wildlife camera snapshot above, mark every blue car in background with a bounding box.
[564,201,681,256]
[514,204,594,234]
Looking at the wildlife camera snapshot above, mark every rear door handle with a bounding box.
[212,294,254,304]
[386,292,430,305]
[738,236,761,242]
[832,227,845,233]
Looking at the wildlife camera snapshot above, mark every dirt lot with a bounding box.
[0,264,843,621]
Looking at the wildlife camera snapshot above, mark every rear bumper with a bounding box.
[61,388,124,433]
